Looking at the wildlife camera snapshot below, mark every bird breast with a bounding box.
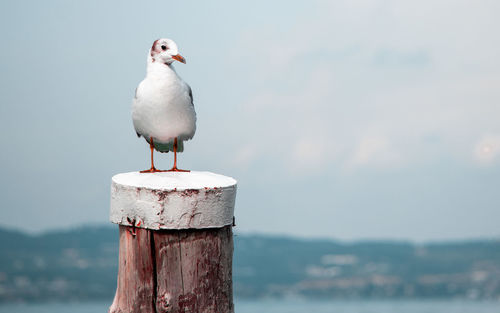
[132,75,196,143]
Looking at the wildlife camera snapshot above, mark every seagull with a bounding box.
[132,38,196,173]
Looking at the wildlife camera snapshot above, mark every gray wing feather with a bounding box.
[187,84,194,107]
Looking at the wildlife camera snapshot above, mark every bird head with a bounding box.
[150,38,186,65]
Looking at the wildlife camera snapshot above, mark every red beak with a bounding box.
[172,54,186,64]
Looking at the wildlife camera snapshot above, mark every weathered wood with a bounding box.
[154,230,184,313]
[109,225,234,313]
[155,227,234,313]
[109,226,156,313]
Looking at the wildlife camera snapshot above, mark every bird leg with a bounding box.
[167,137,190,172]
[140,137,165,173]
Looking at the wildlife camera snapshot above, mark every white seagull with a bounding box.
[132,38,196,172]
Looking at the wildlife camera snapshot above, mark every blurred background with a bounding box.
[0,0,499,312]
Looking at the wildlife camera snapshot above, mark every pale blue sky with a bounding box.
[1,0,499,241]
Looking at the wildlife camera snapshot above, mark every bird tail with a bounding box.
[148,139,184,153]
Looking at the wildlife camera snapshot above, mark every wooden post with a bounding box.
[108,171,237,313]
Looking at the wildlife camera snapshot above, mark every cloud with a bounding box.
[231,144,258,168]
[347,134,402,168]
[226,0,500,173]
[290,136,331,172]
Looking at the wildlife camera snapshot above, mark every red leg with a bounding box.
[167,138,190,172]
[140,137,166,173]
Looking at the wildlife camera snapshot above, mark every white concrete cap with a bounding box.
[110,171,237,230]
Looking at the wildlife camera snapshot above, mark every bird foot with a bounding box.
[166,167,190,172]
[140,167,166,173]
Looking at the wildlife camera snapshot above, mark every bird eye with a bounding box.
[161,45,167,51]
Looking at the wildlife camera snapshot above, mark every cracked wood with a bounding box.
[109,225,234,313]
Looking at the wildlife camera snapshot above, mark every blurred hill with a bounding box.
[0,226,499,302]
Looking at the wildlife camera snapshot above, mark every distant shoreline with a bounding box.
[1,226,499,302]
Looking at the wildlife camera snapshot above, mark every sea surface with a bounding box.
[0,299,499,313]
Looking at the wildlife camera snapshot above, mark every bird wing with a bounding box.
[132,89,142,137]
[187,84,194,107]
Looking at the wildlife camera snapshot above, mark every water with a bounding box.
[0,299,498,313]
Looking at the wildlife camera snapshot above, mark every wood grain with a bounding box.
[109,226,234,313]
[109,226,156,313]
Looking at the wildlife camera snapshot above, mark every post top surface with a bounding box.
[112,171,237,191]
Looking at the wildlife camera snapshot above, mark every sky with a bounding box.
[0,0,499,241]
